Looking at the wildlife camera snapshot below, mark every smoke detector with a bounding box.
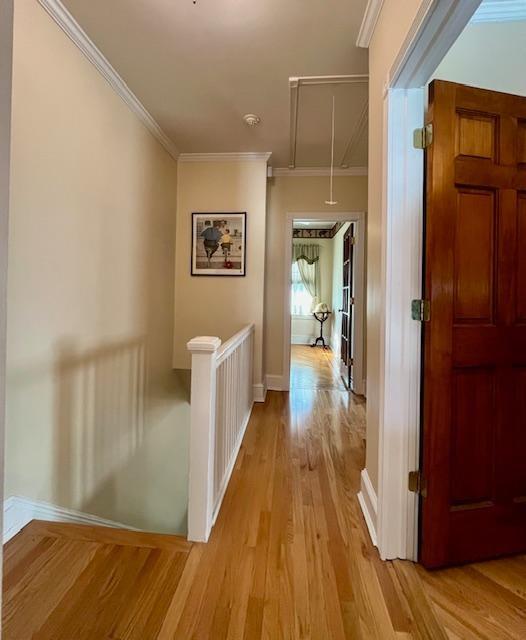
[243,114,261,127]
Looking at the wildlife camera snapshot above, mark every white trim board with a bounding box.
[3,496,140,543]
[389,0,482,89]
[357,469,378,547]
[273,167,367,177]
[37,0,179,160]
[471,0,526,23]
[356,0,385,48]
[178,152,272,163]
[253,382,267,403]
[266,374,285,392]
[291,334,316,345]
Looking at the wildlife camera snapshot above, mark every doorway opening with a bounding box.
[371,0,526,566]
[283,212,366,395]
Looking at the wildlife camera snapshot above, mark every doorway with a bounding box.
[289,218,349,392]
[283,212,365,395]
[371,0,526,565]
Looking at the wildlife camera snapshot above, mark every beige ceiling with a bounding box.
[61,0,369,167]
[294,220,339,229]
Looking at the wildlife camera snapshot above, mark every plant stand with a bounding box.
[311,311,331,349]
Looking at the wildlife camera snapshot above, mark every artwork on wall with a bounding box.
[191,212,246,276]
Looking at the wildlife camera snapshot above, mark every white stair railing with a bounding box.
[186,324,254,542]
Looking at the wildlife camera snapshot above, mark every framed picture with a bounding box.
[191,212,247,276]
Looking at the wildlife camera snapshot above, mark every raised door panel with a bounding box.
[456,111,496,161]
[450,369,496,507]
[454,189,496,324]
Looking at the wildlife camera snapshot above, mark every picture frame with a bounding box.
[191,212,247,276]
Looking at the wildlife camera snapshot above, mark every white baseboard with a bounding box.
[253,381,267,403]
[357,469,378,547]
[3,496,140,543]
[291,334,314,345]
[266,374,285,391]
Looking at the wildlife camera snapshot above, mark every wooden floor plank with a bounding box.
[3,346,526,639]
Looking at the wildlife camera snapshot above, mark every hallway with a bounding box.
[4,386,526,638]
[290,344,347,391]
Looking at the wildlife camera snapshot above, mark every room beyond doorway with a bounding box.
[284,213,366,396]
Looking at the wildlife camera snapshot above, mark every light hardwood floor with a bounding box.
[3,355,526,638]
[290,344,347,391]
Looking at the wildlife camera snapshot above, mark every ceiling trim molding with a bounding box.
[273,167,367,177]
[356,0,385,48]
[471,0,526,23]
[178,152,272,163]
[37,0,179,160]
[289,74,369,86]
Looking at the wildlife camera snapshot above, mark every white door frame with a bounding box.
[0,0,14,622]
[281,211,366,394]
[373,0,482,560]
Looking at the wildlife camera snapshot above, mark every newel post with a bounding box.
[186,335,221,542]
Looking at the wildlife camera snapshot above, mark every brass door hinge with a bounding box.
[411,299,430,322]
[408,471,427,497]
[413,123,433,149]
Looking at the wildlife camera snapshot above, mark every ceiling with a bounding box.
[293,221,338,229]
[61,0,369,168]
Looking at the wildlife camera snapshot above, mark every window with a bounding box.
[291,261,313,315]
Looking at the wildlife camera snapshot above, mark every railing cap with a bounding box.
[187,336,222,353]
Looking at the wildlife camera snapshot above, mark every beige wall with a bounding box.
[173,160,268,387]
[6,1,187,534]
[0,0,14,558]
[265,175,367,377]
[433,21,526,96]
[291,237,334,343]
[366,0,426,490]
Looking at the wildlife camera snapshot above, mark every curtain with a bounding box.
[293,243,320,310]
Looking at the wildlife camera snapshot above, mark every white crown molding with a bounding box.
[356,0,385,48]
[273,167,368,177]
[178,152,272,163]
[471,0,526,23]
[37,0,179,160]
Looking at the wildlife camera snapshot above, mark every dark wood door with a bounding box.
[421,80,526,568]
[340,224,354,387]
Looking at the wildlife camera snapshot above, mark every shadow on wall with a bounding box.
[52,337,191,533]
[6,337,191,535]
[53,336,146,513]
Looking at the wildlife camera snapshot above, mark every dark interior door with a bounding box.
[421,80,526,568]
[340,224,354,388]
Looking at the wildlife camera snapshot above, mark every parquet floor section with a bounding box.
[290,344,347,391]
[3,388,526,638]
